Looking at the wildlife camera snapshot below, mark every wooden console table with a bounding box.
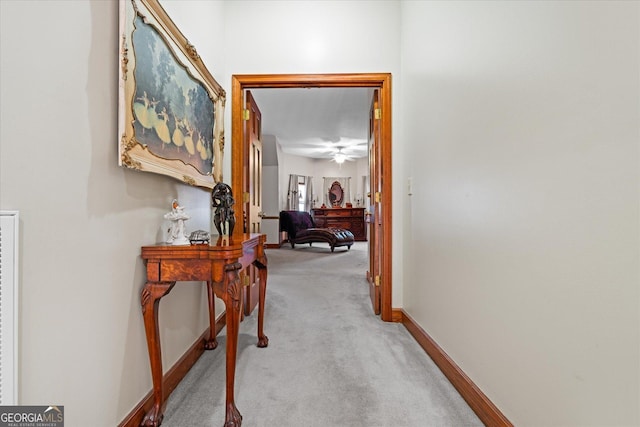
[311,207,367,241]
[140,233,268,427]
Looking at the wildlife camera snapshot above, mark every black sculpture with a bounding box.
[212,182,236,236]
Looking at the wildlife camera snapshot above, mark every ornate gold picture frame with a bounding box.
[118,0,225,188]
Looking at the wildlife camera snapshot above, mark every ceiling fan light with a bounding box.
[334,153,346,164]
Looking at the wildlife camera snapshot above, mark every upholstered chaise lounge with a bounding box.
[279,210,354,252]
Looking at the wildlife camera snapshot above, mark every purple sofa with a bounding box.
[279,210,354,252]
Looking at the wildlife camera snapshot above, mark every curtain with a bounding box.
[287,174,314,211]
[323,177,351,207]
[304,176,313,212]
[287,174,299,211]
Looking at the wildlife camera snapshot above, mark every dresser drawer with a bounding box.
[310,208,366,241]
[326,221,353,230]
[332,209,354,217]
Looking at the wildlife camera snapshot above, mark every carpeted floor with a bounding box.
[161,242,483,427]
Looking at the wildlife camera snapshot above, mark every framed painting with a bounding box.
[118,0,225,188]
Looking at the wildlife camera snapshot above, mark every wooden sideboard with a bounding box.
[311,207,367,241]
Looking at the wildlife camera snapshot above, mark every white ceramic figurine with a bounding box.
[164,199,190,245]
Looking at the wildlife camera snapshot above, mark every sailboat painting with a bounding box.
[118,0,225,189]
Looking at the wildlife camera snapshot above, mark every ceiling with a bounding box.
[249,87,373,161]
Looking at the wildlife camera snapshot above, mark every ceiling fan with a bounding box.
[303,139,367,161]
[330,147,356,164]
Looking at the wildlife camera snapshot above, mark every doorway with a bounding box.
[231,73,393,321]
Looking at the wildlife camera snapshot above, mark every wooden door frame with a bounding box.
[231,73,393,321]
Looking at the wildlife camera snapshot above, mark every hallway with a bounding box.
[161,243,481,426]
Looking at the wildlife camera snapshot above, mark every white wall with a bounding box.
[262,165,280,244]
[0,1,226,425]
[401,1,639,425]
[263,166,280,216]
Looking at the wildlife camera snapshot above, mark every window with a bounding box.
[298,177,307,211]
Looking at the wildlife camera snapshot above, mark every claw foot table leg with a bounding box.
[224,402,242,427]
[141,281,175,427]
[216,262,244,427]
[140,403,163,427]
[254,256,269,348]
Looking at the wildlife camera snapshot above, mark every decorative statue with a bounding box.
[164,199,190,245]
[211,182,236,236]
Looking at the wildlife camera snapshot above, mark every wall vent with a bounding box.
[0,211,19,404]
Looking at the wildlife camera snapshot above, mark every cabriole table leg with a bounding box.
[140,281,175,427]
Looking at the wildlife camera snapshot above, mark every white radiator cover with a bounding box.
[0,211,19,404]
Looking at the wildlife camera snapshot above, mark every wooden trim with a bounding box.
[377,73,392,323]
[118,315,227,427]
[390,308,403,323]
[399,309,513,427]
[231,73,392,321]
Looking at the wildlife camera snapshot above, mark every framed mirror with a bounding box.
[328,181,344,207]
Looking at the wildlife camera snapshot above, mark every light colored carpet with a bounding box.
[161,242,483,427]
